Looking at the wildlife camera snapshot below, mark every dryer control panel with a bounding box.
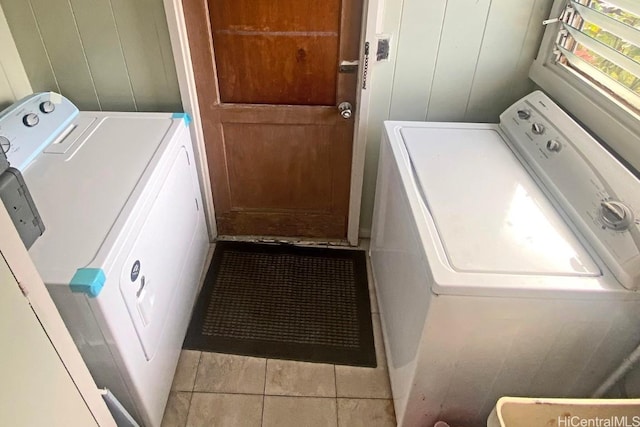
[0,92,78,171]
[500,91,640,291]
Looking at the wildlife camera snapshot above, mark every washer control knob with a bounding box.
[39,101,55,114]
[517,109,531,120]
[0,136,10,154]
[23,113,39,127]
[600,200,634,231]
[546,139,562,152]
[531,123,545,135]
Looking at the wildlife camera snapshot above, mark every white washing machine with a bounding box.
[0,92,209,427]
[370,91,640,427]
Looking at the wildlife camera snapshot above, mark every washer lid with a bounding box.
[401,126,601,276]
[26,114,176,285]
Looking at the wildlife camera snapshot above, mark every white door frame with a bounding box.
[162,0,381,246]
[0,204,116,426]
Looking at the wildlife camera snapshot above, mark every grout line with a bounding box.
[261,395,338,400]
[190,390,272,397]
[192,351,202,392]
[184,391,194,427]
[334,364,339,426]
[262,393,343,398]
[336,396,393,401]
[261,359,268,426]
[182,350,203,426]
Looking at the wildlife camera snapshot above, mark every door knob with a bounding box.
[338,102,353,119]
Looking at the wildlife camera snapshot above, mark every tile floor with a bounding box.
[161,244,396,427]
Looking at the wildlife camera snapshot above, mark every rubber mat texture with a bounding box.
[183,241,376,367]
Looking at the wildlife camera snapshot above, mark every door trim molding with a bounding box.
[0,204,115,426]
[350,0,386,243]
[163,0,218,240]
[163,0,371,245]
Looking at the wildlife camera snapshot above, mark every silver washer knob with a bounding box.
[23,113,39,127]
[0,136,10,154]
[531,123,545,135]
[546,139,562,152]
[40,101,55,114]
[601,200,633,231]
[517,109,531,120]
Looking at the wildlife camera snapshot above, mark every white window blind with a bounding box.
[554,0,640,111]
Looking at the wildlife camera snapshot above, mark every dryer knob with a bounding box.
[600,200,633,231]
[40,101,55,114]
[23,113,39,127]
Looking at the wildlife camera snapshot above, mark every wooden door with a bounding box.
[183,0,363,239]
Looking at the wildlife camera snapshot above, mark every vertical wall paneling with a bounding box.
[0,0,181,112]
[152,0,183,111]
[0,68,13,109]
[506,0,554,106]
[110,0,182,112]
[28,0,100,110]
[0,3,31,109]
[425,0,492,122]
[0,1,58,97]
[388,0,446,121]
[358,0,554,234]
[67,0,136,111]
[465,0,537,122]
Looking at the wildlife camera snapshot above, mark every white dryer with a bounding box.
[370,91,640,427]
[0,92,209,427]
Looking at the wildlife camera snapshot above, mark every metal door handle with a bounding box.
[338,102,353,119]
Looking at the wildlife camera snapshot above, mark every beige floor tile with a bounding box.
[186,393,262,427]
[335,364,392,399]
[194,352,266,394]
[161,391,191,427]
[171,350,201,391]
[336,315,392,398]
[262,396,337,427]
[265,359,336,397]
[337,399,396,427]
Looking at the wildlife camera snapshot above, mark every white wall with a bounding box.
[0,3,31,109]
[359,0,554,234]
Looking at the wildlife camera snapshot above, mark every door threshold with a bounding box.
[216,235,354,248]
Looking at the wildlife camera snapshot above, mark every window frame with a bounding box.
[529,0,640,174]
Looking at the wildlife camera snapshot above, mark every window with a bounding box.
[530,0,640,173]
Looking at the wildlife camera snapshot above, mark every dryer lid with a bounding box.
[26,114,176,285]
[401,126,601,277]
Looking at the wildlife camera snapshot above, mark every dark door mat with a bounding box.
[183,241,376,367]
